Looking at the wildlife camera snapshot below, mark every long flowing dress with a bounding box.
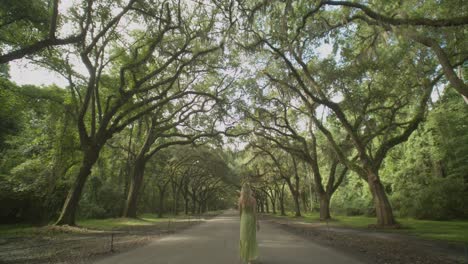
[239,202,258,262]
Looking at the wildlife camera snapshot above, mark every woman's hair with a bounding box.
[238,183,256,207]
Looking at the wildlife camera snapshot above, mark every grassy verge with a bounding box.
[268,212,468,243]
[77,214,180,230]
[0,211,224,237]
[0,224,38,237]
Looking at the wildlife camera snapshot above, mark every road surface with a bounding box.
[94,210,363,264]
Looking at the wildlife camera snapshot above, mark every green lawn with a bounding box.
[0,214,185,237]
[0,224,38,237]
[272,212,468,243]
[0,212,221,237]
[77,214,177,230]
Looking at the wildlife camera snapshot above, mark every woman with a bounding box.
[239,183,259,264]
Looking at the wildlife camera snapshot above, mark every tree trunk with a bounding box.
[158,189,165,218]
[285,179,301,217]
[171,181,179,215]
[270,196,276,214]
[301,191,308,213]
[55,148,99,225]
[279,184,286,216]
[293,193,301,217]
[367,170,396,226]
[184,196,189,215]
[265,199,270,213]
[122,157,146,218]
[319,194,331,221]
[191,195,197,214]
[174,189,180,215]
[201,200,207,213]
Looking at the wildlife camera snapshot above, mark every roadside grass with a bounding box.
[0,211,221,237]
[78,218,156,230]
[269,211,468,243]
[0,224,38,237]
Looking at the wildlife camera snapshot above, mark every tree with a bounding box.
[237,0,444,226]
[121,87,226,218]
[0,0,85,64]
[54,0,225,225]
[249,144,303,217]
[315,1,468,101]
[244,89,349,220]
[0,82,80,223]
[382,89,468,220]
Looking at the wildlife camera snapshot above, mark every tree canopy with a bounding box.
[0,0,466,227]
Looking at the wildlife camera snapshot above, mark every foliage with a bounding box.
[0,0,466,232]
[382,90,468,220]
[279,212,468,243]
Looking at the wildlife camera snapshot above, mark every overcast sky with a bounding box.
[8,0,335,88]
[9,43,333,88]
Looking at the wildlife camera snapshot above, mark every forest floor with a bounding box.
[263,213,468,264]
[0,212,221,264]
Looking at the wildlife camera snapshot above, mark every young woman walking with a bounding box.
[239,183,259,264]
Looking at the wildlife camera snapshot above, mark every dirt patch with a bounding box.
[262,216,467,264]
[0,215,217,264]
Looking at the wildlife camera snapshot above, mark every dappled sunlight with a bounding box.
[209,216,238,222]
[259,240,309,249]
[158,235,195,243]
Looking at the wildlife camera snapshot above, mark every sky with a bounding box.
[9,59,69,87]
[6,0,334,87]
[8,0,78,87]
[8,43,333,88]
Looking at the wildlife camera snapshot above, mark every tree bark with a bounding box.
[301,191,308,213]
[183,183,189,215]
[319,195,331,221]
[269,193,276,214]
[191,194,197,214]
[55,148,99,225]
[122,157,146,218]
[285,178,301,217]
[158,188,166,218]
[184,196,189,215]
[279,183,286,216]
[173,185,180,215]
[367,170,396,226]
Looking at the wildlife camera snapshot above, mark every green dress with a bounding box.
[239,203,258,262]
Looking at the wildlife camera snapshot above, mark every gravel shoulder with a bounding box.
[0,214,217,264]
[263,215,467,264]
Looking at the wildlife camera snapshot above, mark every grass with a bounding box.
[0,214,182,236]
[0,211,220,237]
[271,211,468,243]
[0,224,38,237]
[77,214,180,230]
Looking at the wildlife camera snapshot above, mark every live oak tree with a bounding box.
[314,0,468,102]
[121,91,227,218]
[1,0,466,227]
[52,0,225,225]
[244,87,349,220]
[175,146,232,214]
[0,0,85,64]
[0,82,80,223]
[249,143,303,217]
[237,0,449,226]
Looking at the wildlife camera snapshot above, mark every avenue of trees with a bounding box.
[0,0,466,227]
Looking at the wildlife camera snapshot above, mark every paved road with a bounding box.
[94,210,363,264]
